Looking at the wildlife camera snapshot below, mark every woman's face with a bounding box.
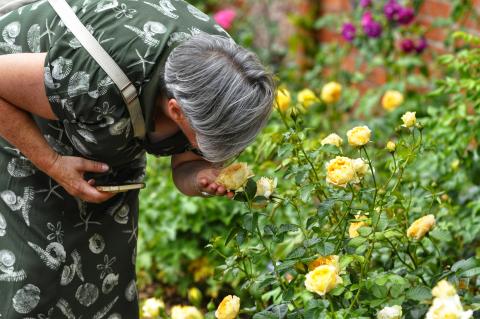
[164,98,199,149]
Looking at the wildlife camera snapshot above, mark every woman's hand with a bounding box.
[196,167,234,199]
[46,155,115,203]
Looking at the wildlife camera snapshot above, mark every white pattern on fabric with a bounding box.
[27,24,41,52]
[114,3,137,19]
[12,284,41,314]
[37,178,64,202]
[61,250,85,286]
[124,21,167,47]
[187,4,210,21]
[68,71,90,97]
[88,76,115,99]
[56,298,76,319]
[93,296,120,319]
[1,187,34,226]
[124,279,137,302]
[0,213,5,236]
[97,254,116,279]
[101,273,119,294]
[51,57,73,80]
[0,21,22,53]
[0,249,27,282]
[4,148,37,178]
[95,0,119,13]
[89,233,106,254]
[143,0,178,19]
[127,48,155,77]
[28,241,66,270]
[75,282,99,307]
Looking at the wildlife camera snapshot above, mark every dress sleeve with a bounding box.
[42,43,144,167]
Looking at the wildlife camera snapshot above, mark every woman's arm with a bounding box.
[171,151,233,197]
[0,53,113,203]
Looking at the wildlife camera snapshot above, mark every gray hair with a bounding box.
[164,33,275,163]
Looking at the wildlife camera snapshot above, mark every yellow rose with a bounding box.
[275,88,291,112]
[386,141,396,153]
[349,215,368,238]
[377,305,403,319]
[308,255,340,272]
[347,126,371,147]
[171,305,203,319]
[321,82,342,104]
[382,90,404,111]
[321,133,343,148]
[401,111,416,128]
[426,295,473,319]
[352,158,369,181]
[215,295,240,319]
[325,156,356,188]
[216,163,254,191]
[432,280,457,298]
[304,265,342,296]
[298,89,319,108]
[407,214,436,240]
[142,298,165,318]
[255,177,277,199]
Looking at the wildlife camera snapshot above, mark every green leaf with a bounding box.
[286,247,306,260]
[245,179,257,200]
[278,224,299,234]
[406,286,432,301]
[225,227,239,246]
[459,267,480,278]
[452,257,479,272]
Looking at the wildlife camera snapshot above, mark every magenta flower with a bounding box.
[342,23,356,42]
[400,39,415,53]
[362,12,382,38]
[415,37,428,53]
[214,9,236,30]
[397,7,415,25]
[359,0,372,8]
[384,0,402,21]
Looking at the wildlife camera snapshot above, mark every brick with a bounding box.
[419,0,451,19]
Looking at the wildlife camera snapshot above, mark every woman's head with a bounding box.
[164,33,275,163]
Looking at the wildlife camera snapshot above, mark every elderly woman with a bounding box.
[0,0,274,317]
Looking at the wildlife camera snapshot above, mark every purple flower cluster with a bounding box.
[384,0,415,25]
[401,37,428,54]
[361,12,382,38]
[342,23,356,42]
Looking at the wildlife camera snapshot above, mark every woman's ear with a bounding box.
[166,99,185,123]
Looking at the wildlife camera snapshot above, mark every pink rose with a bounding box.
[214,9,236,30]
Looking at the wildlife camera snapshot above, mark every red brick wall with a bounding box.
[316,0,480,87]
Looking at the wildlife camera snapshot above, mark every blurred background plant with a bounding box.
[137,0,480,318]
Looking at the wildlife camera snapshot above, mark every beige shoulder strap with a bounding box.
[47,0,146,139]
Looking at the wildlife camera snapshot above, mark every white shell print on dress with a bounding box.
[51,57,73,80]
[75,283,99,307]
[27,24,41,52]
[187,4,210,21]
[101,273,119,294]
[124,21,166,48]
[167,31,192,47]
[109,118,131,137]
[12,284,41,314]
[0,249,26,282]
[70,135,92,156]
[44,67,61,89]
[61,250,85,285]
[2,22,20,44]
[114,204,129,224]
[0,212,6,236]
[95,0,119,12]
[1,187,34,226]
[108,314,122,319]
[77,129,98,144]
[124,279,137,302]
[89,233,106,254]
[7,156,36,178]
[93,296,119,319]
[68,71,90,97]
[143,0,178,19]
[56,298,76,319]
[27,241,66,270]
[88,76,114,99]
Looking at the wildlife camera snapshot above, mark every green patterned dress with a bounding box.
[0,0,229,317]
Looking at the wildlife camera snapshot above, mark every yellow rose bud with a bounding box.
[432,280,457,298]
[188,287,202,306]
[377,305,403,319]
[325,156,356,188]
[308,255,340,272]
[298,89,319,108]
[142,298,165,318]
[347,126,371,147]
[216,163,254,191]
[304,265,342,296]
[321,133,343,148]
[321,81,342,104]
[401,111,416,128]
[407,214,436,240]
[215,295,240,319]
[171,305,203,319]
[381,90,404,111]
[275,88,291,112]
[386,141,396,153]
[349,215,368,238]
[255,177,277,199]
